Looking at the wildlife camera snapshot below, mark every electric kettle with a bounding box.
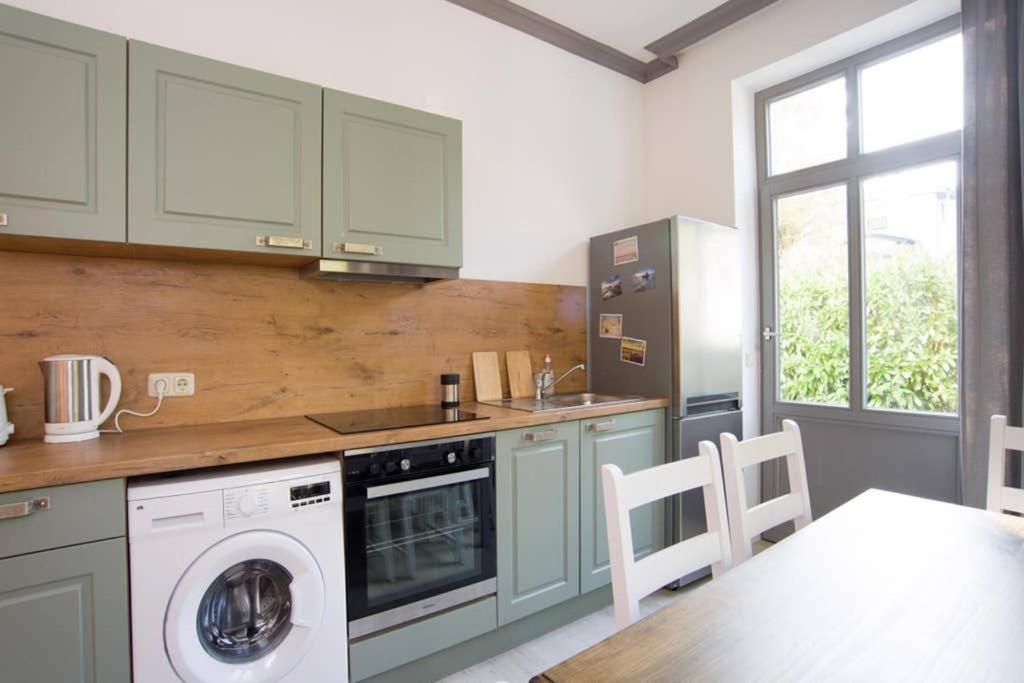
[0,386,13,446]
[39,355,122,444]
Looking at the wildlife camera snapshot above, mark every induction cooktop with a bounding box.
[306,405,489,435]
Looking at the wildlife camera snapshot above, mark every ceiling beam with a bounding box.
[644,0,781,59]
[445,0,675,83]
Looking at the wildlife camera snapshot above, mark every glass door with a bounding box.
[757,18,964,521]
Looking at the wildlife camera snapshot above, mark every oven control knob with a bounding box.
[446,451,457,464]
[368,463,382,476]
[385,461,398,474]
[237,493,257,516]
[468,447,482,462]
[400,458,411,472]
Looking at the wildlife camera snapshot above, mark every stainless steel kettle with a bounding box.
[39,355,121,443]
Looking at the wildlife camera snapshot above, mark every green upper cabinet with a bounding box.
[0,4,126,242]
[496,423,580,626]
[579,409,666,593]
[128,42,321,255]
[323,90,462,269]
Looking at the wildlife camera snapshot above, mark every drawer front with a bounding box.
[349,596,497,681]
[0,479,125,559]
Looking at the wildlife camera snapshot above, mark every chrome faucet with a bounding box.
[535,363,586,400]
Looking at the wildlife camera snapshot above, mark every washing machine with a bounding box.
[128,456,347,683]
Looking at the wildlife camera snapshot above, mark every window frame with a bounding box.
[755,14,963,434]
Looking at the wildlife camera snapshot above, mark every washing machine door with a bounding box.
[165,530,326,683]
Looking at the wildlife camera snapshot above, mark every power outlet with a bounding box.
[148,373,195,398]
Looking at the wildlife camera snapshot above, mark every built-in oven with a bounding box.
[343,434,496,639]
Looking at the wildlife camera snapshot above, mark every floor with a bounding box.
[441,540,772,683]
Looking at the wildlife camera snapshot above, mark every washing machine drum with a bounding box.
[165,530,326,683]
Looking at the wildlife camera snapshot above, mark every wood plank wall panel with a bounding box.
[0,252,586,440]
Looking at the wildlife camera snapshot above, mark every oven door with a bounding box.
[345,465,496,638]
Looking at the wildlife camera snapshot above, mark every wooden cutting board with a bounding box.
[506,350,534,399]
[471,351,503,402]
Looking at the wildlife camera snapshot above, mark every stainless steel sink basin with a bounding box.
[481,393,643,413]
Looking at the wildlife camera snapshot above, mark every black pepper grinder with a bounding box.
[441,374,460,409]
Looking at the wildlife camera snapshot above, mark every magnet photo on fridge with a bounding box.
[619,336,647,366]
[600,275,622,301]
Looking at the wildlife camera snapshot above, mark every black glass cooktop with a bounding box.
[307,405,489,435]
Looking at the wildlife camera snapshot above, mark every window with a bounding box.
[758,18,962,418]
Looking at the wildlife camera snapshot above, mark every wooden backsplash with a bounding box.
[0,251,586,440]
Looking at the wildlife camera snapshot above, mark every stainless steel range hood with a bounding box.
[301,259,459,284]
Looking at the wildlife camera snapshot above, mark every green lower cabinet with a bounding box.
[0,537,131,683]
[496,423,581,626]
[579,409,666,593]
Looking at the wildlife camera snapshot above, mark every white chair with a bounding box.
[987,415,1024,514]
[602,448,732,630]
[719,419,812,565]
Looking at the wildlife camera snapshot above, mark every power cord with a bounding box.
[101,379,166,434]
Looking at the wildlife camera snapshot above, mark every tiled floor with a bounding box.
[441,539,772,683]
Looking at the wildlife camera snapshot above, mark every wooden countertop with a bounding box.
[0,399,668,493]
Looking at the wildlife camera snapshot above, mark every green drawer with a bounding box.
[350,597,497,681]
[0,479,125,559]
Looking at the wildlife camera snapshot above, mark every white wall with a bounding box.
[642,0,959,447]
[8,0,647,286]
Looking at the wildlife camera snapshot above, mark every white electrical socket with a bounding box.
[148,373,195,398]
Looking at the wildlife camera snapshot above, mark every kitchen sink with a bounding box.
[481,393,643,413]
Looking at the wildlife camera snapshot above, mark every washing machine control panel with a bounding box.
[289,480,332,509]
[224,486,271,520]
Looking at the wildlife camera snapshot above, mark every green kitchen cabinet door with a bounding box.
[0,538,131,683]
[496,423,580,626]
[323,90,462,269]
[129,42,321,256]
[0,4,126,242]
[580,409,666,593]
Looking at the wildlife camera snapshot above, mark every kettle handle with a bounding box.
[93,358,122,427]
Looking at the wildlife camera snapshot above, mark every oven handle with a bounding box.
[366,467,491,500]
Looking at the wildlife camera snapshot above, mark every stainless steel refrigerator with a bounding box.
[589,216,743,586]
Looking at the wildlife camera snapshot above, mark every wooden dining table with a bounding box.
[534,489,1024,682]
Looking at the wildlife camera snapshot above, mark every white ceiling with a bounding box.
[514,0,731,61]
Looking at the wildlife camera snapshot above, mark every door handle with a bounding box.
[0,496,50,520]
[762,326,781,342]
[333,242,383,256]
[256,235,312,250]
[522,428,559,443]
[586,419,616,433]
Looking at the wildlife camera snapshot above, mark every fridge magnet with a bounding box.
[612,236,639,265]
[599,313,623,339]
[620,336,647,366]
[632,267,656,293]
[600,274,623,301]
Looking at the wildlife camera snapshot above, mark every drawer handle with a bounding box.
[334,242,383,256]
[256,235,312,250]
[522,428,558,443]
[0,496,51,520]
[587,419,616,433]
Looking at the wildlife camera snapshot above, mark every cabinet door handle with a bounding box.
[586,419,616,433]
[522,428,558,443]
[333,242,383,256]
[0,496,50,520]
[256,235,312,250]
[0,212,7,227]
